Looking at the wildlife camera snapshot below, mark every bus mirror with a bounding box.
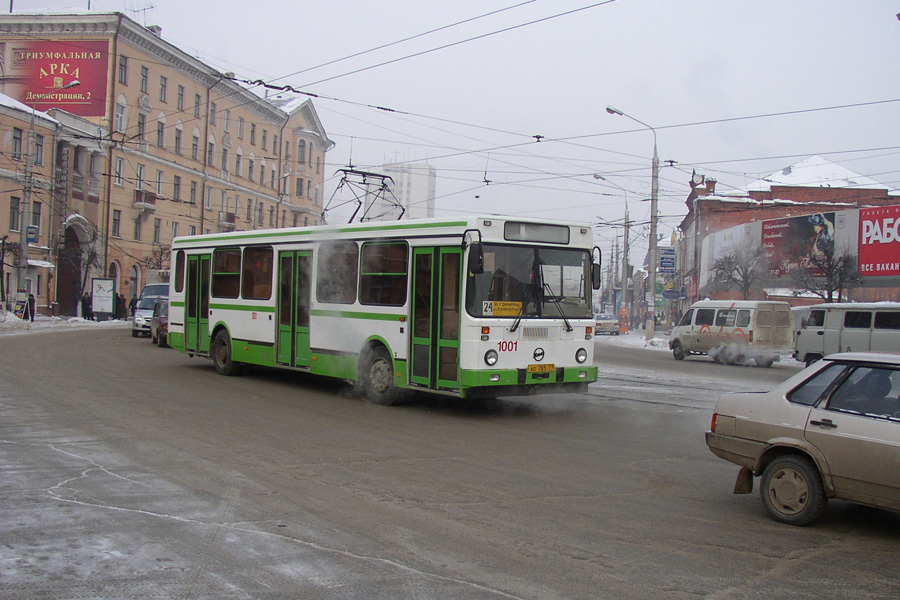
[468,243,484,274]
[591,263,602,290]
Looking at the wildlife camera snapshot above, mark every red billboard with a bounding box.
[7,39,109,117]
[762,212,835,278]
[859,205,900,277]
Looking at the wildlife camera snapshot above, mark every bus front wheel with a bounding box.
[361,346,400,405]
[212,330,241,376]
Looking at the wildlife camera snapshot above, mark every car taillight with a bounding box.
[710,412,717,433]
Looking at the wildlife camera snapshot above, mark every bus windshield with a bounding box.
[465,244,592,319]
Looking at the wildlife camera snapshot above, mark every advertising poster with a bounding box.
[859,204,900,276]
[762,212,835,278]
[91,278,115,315]
[5,39,109,117]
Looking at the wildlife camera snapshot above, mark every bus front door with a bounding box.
[276,251,311,368]
[185,254,210,354]
[410,247,461,391]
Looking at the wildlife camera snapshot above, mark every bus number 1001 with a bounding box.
[497,341,518,352]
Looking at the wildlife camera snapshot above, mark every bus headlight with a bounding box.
[575,348,588,364]
[484,349,499,366]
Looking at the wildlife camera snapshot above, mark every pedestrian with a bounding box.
[129,295,137,316]
[82,293,93,320]
[27,293,35,322]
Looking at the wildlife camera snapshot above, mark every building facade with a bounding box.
[676,156,900,310]
[363,162,436,221]
[0,12,332,316]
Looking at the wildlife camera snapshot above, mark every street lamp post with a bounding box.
[16,79,80,303]
[606,105,660,341]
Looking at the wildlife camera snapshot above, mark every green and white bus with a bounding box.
[168,216,601,404]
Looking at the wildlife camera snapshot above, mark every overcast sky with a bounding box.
[16,0,900,263]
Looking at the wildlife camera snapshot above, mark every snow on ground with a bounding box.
[0,310,131,336]
[595,330,672,351]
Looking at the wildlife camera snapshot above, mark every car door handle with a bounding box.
[810,419,837,429]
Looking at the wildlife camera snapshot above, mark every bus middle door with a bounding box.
[185,254,210,354]
[410,247,461,391]
[276,250,311,368]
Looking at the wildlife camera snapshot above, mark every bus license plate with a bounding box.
[527,364,555,373]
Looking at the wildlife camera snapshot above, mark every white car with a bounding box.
[594,313,620,335]
[132,296,160,338]
[707,352,900,525]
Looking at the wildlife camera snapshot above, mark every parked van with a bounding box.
[794,302,900,366]
[669,300,794,367]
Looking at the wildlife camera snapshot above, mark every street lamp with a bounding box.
[17,79,80,304]
[606,105,660,341]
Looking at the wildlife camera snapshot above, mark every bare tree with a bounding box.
[57,232,102,315]
[792,239,861,303]
[143,244,171,271]
[0,235,20,306]
[711,237,769,300]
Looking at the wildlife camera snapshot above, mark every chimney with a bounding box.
[147,25,162,38]
[706,178,717,194]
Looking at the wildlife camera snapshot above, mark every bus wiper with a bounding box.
[509,284,533,333]
[542,283,573,332]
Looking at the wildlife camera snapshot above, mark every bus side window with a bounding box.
[174,250,185,293]
[317,241,359,304]
[241,246,273,300]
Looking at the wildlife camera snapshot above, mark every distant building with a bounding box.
[363,163,436,221]
[676,155,900,306]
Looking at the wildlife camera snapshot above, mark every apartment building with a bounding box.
[0,12,332,316]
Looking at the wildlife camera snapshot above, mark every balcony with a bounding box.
[133,189,157,212]
[88,177,100,200]
[72,173,84,199]
[218,211,236,231]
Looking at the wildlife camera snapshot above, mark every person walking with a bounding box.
[27,293,35,322]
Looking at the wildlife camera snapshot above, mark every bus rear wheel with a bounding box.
[361,346,400,405]
[212,330,241,376]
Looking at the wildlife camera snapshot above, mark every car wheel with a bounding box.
[212,329,241,376]
[755,356,775,368]
[760,455,827,526]
[672,341,685,361]
[132,329,138,338]
[805,354,822,368]
[159,333,167,348]
[360,346,401,405]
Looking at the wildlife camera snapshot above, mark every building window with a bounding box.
[207,142,215,166]
[137,113,146,141]
[224,109,230,132]
[191,135,199,161]
[136,164,145,190]
[9,197,19,231]
[31,201,41,230]
[118,55,128,84]
[295,177,303,196]
[189,225,196,236]
[134,214,142,241]
[268,206,274,227]
[250,123,256,145]
[238,117,244,139]
[248,158,255,182]
[273,135,278,155]
[210,102,217,125]
[12,128,23,160]
[159,76,168,102]
[114,157,124,185]
[112,209,121,238]
[297,140,305,165]
[194,94,201,118]
[172,222,179,240]
[174,128,183,154]
[34,135,44,165]
[177,85,184,110]
[205,186,212,210]
[190,180,197,204]
[140,66,148,93]
[173,175,181,201]
[316,156,321,174]
[156,170,164,195]
[261,129,267,151]
[221,148,229,172]
[153,218,161,243]
[157,121,165,147]
[235,153,242,177]
[246,198,253,221]
[115,103,126,133]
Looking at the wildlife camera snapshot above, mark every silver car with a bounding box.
[131,296,159,338]
[706,352,900,525]
[594,313,620,335]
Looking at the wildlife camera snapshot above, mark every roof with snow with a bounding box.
[722,155,891,196]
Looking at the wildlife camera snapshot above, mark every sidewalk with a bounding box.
[0,310,131,337]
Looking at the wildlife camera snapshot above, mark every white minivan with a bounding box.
[794,302,900,366]
[669,300,794,367]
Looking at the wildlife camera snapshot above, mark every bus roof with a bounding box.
[172,216,595,249]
